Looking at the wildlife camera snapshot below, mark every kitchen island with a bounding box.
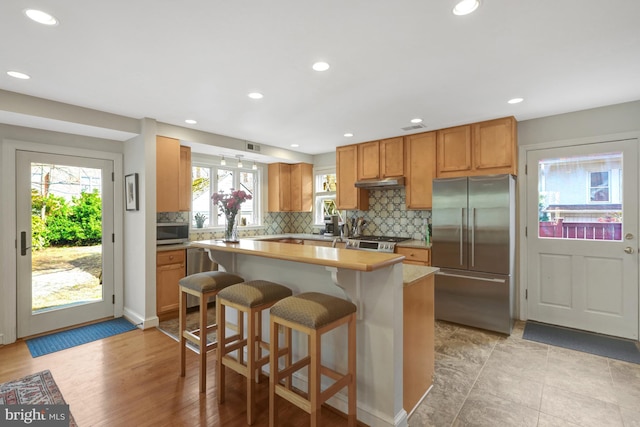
[190,239,437,427]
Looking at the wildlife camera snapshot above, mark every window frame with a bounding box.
[313,166,342,226]
[588,170,610,203]
[191,161,262,229]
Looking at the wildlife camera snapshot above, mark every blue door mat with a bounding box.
[26,317,137,357]
[523,321,640,364]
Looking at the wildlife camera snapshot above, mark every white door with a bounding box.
[526,138,639,340]
[16,151,115,338]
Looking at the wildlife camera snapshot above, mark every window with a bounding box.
[191,164,260,228]
[313,168,342,225]
[589,171,610,202]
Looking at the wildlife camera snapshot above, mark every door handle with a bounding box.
[624,246,634,254]
[20,231,31,256]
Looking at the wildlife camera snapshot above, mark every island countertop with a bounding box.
[190,239,405,272]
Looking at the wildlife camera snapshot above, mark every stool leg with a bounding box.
[217,297,226,404]
[284,325,292,390]
[348,313,357,427]
[310,330,321,427]
[255,311,263,383]
[199,294,208,393]
[269,318,279,427]
[179,289,187,377]
[247,308,256,425]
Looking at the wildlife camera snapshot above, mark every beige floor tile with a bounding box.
[620,407,640,427]
[452,388,539,427]
[608,359,640,410]
[436,328,501,365]
[482,343,548,382]
[537,412,582,427]
[540,384,624,427]
[472,364,543,410]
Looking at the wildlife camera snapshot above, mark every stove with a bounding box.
[345,235,412,253]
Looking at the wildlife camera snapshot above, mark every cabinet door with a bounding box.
[380,137,404,178]
[178,146,192,212]
[156,263,185,316]
[291,163,313,212]
[436,125,472,177]
[156,136,180,212]
[268,163,291,212]
[337,145,369,210]
[405,132,436,209]
[472,116,517,175]
[357,141,380,180]
[396,247,431,266]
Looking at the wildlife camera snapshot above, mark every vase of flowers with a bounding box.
[212,189,252,242]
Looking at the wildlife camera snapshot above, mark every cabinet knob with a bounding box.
[169,255,174,260]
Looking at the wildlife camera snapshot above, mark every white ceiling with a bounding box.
[1,1,639,157]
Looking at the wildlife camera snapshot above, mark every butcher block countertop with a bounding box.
[190,239,405,272]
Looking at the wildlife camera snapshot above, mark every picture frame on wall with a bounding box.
[125,173,139,211]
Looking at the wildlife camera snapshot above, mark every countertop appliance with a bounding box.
[324,215,340,236]
[432,174,516,335]
[157,222,189,245]
[345,235,411,253]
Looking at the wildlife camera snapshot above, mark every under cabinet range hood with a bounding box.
[354,177,405,189]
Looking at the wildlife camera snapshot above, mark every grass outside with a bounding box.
[31,245,103,311]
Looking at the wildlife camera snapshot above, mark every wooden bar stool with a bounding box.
[268,292,357,427]
[216,280,293,425]
[179,271,244,393]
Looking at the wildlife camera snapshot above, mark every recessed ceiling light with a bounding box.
[312,62,330,72]
[291,144,300,148]
[508,97,524,104]
[248,92,263,99]
[410,118,423,124]
[344,133,354,138]
[453,0,480,16]
[24,9,58,26]
[7,71,30,80]
[185,119,197,124]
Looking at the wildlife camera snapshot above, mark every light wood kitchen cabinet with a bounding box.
[405,132,437,209]
[156,136,191,212]
[268,162,312,212]
[396,246,431,266]
[436,116,517,177]
[336,145,369,210]
[357,137,404,180]
[403,272,434,412]
[156,249,186,320]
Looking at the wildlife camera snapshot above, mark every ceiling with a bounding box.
[1,1,639,159]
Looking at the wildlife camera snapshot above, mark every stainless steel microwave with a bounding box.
[156,222,189,245]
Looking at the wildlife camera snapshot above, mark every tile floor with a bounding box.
[408,320,640,427]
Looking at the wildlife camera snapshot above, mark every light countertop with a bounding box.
[190,239,404,272]
[403,264,439,285]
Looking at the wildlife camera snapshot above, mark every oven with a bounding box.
[344,236,411,253]
[156,222,189,245]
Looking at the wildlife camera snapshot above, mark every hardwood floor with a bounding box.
[0,327,354,427]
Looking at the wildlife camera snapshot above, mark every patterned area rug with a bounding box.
[0,370,77,426]
[157,306,217,352]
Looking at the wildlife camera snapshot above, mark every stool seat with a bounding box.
[270,292,357,329]
[179,271,244,293]
[218,280,293,308]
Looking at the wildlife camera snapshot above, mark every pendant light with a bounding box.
[220,155,226,166]
[236,155,243,168]
[252,161,258,170]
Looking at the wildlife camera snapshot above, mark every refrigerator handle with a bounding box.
[460,208,464,266]
[471,208,475,267]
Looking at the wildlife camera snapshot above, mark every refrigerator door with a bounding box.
[468,175,514,275]
[435,268,513,334]
[432,177,468,270]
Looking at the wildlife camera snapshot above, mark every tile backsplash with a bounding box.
[158,187,431,241]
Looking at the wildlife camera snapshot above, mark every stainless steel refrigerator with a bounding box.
[432,174,516,334]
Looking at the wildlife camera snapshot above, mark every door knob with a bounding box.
[625,233,634,240]
[624,246,634,254]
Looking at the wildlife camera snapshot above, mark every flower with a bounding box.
[211,189,252,218]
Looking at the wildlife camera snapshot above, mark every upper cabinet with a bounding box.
[268,162,312,212]
[157,136,191,212]
[405,132,437,209]
[336,145,369,210]
[436,116,517,178]
[357,137,404,180]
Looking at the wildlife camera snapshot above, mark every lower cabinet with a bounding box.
[396,246,431,266]
[403,272,435,413]
[156,249,186,320]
